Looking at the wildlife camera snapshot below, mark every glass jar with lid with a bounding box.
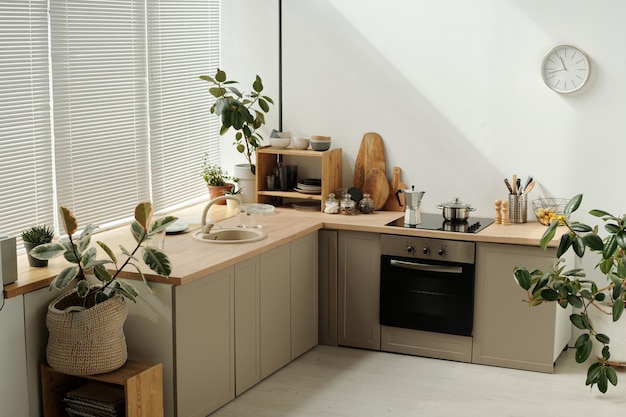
[324,193,340,214]
[359,193,374,214]
[340,193,357,215]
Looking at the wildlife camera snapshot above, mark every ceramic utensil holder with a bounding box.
[508,194,527,223]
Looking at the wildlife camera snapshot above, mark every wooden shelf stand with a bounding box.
[41,361,163,417]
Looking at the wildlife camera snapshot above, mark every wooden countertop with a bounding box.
[4,204,560,299]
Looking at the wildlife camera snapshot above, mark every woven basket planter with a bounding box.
[46,286,128,376]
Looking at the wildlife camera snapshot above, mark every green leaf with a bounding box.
[262,95,274,104]
[605,223,620,234]
[93,265,113,283]
[570,314,586,330]
[149,216,179,235]
[575,335,592,363]
[540,288,559,301]
[29,242,66,260]
[199,75,216,83]
[603,235,617,259]
[95,291,110,304]
[612,299,624,321]
[532,274,549,295]
[586,362,602,385]
[252,75,263,93]
[258,98,269,112]
[572,236,586,257]
[50,265,80,290]
[567,295,583,308]
[598,370,608,393]
[540,220,559,251]
[215,69,226,83]
[227,86,243,98]
[513,268,532,291]
[76,279,90,298]
[556,233,573,258]
[590,209,613,218]
[606,366,618,386]
[142,247,172,276]
[115,278,139,302]
[582,233,604,251]
[616,232,626,250]
[595,293,606,302]
[570,223,592,233]
[563,194,582,216]
[130,221,145,243]
[97,241,117,264]
[595,333,610,344]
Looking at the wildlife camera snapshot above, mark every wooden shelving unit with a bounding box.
[255,146,342,212]
[41,361,163,417]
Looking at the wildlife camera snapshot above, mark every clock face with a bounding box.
[541,45,590,93]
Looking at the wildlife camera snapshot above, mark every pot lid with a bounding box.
[438,197,473,209]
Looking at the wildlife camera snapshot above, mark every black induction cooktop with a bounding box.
[385,212,494,234]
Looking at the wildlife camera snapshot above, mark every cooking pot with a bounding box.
[437,197,475,222]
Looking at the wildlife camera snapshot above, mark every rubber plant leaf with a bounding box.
[563,194,582,216]
[134,202,153,231]
[59,206,78,235]
[149,216,178,235]
[30,242,65,260]
[540,220,559,251]
[142,246,172,277]
[97,241,118,264]
[49,265,80,290]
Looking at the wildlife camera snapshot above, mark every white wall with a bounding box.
[276,0,625,224]
[220,0,281,171]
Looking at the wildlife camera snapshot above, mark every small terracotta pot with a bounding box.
[208,184,235,204]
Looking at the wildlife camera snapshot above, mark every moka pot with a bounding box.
[395,186,425,227]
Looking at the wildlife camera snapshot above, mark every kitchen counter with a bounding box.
[4,203,560,298]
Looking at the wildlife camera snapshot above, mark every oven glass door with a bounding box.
[380,255,474,337]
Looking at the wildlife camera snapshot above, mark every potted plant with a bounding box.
[199,69,274,175]
[30,202,177,376]
[223,185,244,210]
[201,154,237,204]
[21,225,54,267]
[513,194,624,393]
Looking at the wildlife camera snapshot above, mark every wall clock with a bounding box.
[541,45,590,93]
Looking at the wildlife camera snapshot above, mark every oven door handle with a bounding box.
[389,259,463,275]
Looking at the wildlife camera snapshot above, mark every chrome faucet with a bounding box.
[200,195,242,235]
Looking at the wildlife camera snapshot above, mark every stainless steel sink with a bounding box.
[192,228,266,244]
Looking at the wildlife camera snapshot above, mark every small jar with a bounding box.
[324,193,340,214]
[340,193,356,215]
[359,193,374,214]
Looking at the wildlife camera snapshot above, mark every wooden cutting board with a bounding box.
[362,167,389,211]
[383,166,407,211]
[354,132,386,190]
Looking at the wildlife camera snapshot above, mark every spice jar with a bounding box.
[359,193,374,214]
[340,193,356,215]
[324,193,339,214]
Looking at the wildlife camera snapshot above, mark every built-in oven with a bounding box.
[380,234,476,337]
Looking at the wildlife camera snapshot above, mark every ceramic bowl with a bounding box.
[310,139,331,151]
[270,136,291,148]
[292,136,310,150]
[311,135,331,141]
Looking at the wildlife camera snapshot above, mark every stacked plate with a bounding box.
[295,179,321,194]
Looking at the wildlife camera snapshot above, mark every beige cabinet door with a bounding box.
[473,242,572,373]
[290,232,319,359]
[318,230,338,346]
[337,231,381,350]
[234,257,261,396]
[175,267,235,416]
[260,244,291,379]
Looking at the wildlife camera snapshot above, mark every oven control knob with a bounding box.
[422,247,430,255]
[407,246,415,254]
[438,248,446,256]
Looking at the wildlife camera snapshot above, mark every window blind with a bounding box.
[0,1,55,242]
[148,0,221,212]
[50,0,151,228]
